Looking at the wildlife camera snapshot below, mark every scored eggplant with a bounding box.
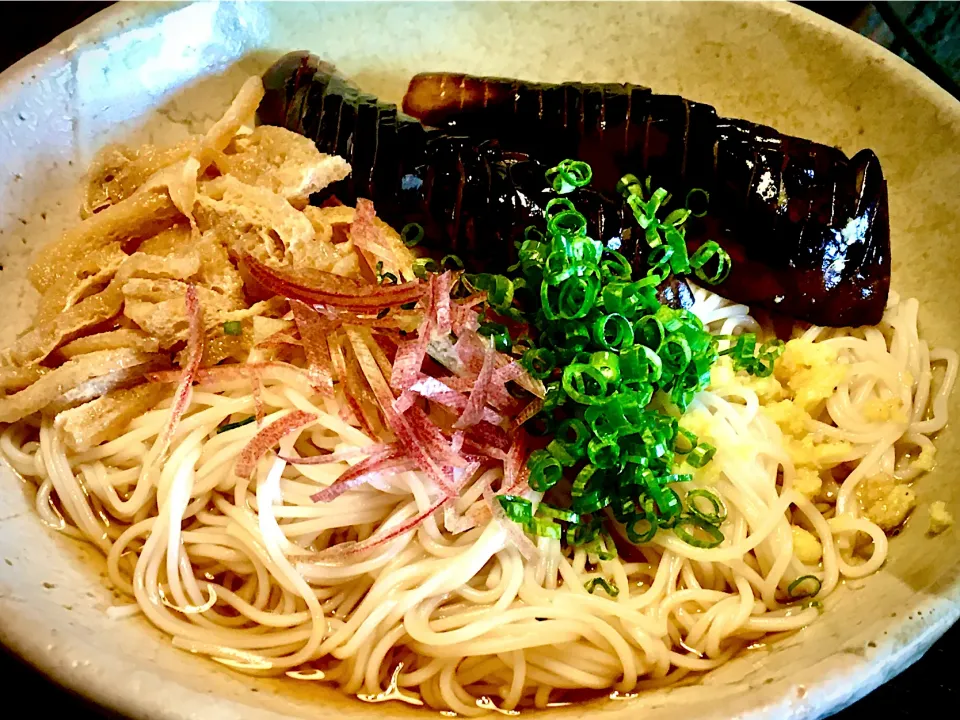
[259,52,890,326]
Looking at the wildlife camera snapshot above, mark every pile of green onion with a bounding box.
[462,159,784,565]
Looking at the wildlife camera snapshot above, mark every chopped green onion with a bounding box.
[217,416,255,434]
[222,320,243,336]
[441,254,464,270]
[412,258,439,280]
[587,438,620,469]
[685,188,710,217]
[527,449,564,491]
[689,241,731,285]
[685,489,727,525]
[600,251,633,282]
[722,333,785,376]
[547,436,580,466]
[589,351,621,384]
[619,344,663,387]
[467,273,515,308]
[585,532,618,561]
[633,315,666,352]
[555,418,590,453]
[625,506,659,543]
[647,244,675,276]
[462,162,736,547]
[536,504,580,524]
[788,575,822,599]
[497,495,533,524]
[674,514,725,548]
[526,517,563,539]
[660,334,693,375]
[674,428,698,455]
[521,348,556,379]
[547,210,589,239]
[616,173,643,198]
[478,321,512,353]
[592,313,633,351]
[545,159,593,194]
[401,223,424,247]
[687,443,717,468]
[524,225,545,243]
[543,197,578,220]
[645,477,682,521]
[561,364,611,406]
[663,207,692,228]
[584,577,619,597]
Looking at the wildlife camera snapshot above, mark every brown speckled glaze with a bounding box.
[0,3,957,720]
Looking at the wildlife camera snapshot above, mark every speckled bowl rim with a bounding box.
[0,3,958,720]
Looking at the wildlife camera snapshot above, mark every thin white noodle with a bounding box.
[5,289,954,712]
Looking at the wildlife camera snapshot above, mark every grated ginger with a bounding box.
[711,356,784,401]
[792,468,823,499]
[775,339,838,380]
[928,501,954,535]
[791,526,823,564]
[914,446,936,472]
[788,365,848,412]
[762,400,811,437]
[863,396,907,424]
[774,339,847,411]
[859,473,917,531]
[788,434,853,469]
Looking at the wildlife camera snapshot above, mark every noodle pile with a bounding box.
[0,79,957,715]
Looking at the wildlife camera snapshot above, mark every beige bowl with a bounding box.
[0,2,958,718]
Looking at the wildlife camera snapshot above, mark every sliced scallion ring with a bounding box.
[686,489,727,525]
[674,514,725,548]
[787,575,822,599]
[584,577,620,597]
[401,222,425,247]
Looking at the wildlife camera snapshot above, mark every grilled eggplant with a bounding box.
[259,53,890,326]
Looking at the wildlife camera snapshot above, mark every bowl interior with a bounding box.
[0,3,958,719]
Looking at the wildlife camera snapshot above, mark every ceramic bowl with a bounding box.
[0,2,958,718]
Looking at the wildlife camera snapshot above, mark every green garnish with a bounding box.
[217,416,255,434]
[375,260,398,285]
[478,321,512,353]
[687,442,717,468]
[584,577,620,597]
[449,160,784,553]
[496,495,582,544]
[441,254,464,270]
[545,159,593,194]
[719,333,785,377]
[685,488,727,526]
[412,258,439,280]
[685,188,710,217]
[788,575,822,599]
[618,176,730,286]
[673,513,725,548]
[222,320,243,336]
[520,348,556,379]
[401,222,424,247]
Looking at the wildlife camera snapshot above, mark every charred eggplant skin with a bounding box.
[403,73,891,327]
[258,53,890,327]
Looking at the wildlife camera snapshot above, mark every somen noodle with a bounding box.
[2,287,954,713]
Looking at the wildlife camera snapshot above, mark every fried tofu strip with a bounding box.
[0,349,160,423]
[56,383,170,451]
